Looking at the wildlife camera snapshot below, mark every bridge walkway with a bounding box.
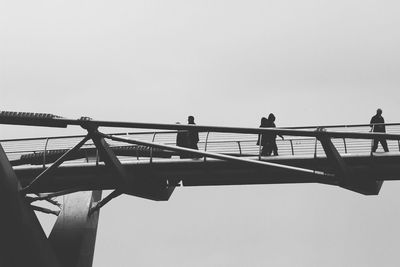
[2,124,400,167]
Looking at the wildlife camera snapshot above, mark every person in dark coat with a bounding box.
[187,116,199,150]
[370,108,389,152]
[256,117,270,156]
[265,113,284,156]
[175,122,187,148]
[178,116,200,158]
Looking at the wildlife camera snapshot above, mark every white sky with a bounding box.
[2,0,400,266]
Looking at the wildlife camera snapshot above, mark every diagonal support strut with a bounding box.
[317,128,383,195]
[21,135,91,194]
[86,127,176,213]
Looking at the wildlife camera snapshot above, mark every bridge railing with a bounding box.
[2,123,400,166]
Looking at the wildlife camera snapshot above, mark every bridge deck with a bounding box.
[11,152,400,194]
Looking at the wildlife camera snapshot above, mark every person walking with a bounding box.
[265,113,284,156]
[187,116,199,150]
[370,108,389,152]
[175,122,187,147]
[256,117,270,156]
[178,116,199,158]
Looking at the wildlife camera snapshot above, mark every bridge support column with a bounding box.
[318,133,383,195]
[0,144,61,267]
[88,128,175,207]
[317,135,348,177]
[48,190,102,267]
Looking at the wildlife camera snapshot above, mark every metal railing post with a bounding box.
[258,134,262,160]
[237,141,242,156]
[314,138,318,158]
[370,124,376,155]
[150,132,157,163]
[343,138,347,154]
[204,132,210,162]
[289,140,294,156]
[43,138,49,168]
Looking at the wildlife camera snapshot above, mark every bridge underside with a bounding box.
[14,152,400,197]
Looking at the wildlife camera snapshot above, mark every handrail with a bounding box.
[3,111,400,131]
[281,122,400,130]
[3,122,400,142]
[3,122,400,145]
[4,123,400,167]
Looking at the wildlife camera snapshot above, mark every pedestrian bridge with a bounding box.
[3,122,400,197]
[2,111,400,267]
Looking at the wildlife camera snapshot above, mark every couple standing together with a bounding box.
[257,113,284,156]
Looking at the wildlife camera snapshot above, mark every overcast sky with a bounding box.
[2,0,400,266]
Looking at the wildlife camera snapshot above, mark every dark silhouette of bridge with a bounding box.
[1,111,400,267]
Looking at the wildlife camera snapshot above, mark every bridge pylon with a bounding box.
[0,142,102,267]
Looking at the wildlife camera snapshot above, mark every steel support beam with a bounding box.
[89,189,120,215]
[2,114,400,140]
[318,132,383,195]
[317,132,348,178]
[49,191,102,267]
[0,144,61,267]
[88,128,130,187]
[341,156,384,195]
[99,132,335,180]
[88,128,175,206]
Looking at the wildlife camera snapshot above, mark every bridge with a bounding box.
[1,111,400,267]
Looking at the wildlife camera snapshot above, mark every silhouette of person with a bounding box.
[175,122,187,148]
[178,116,199,158]
[256,117,269,156]
[265,113,284,156]
[370,108,389,152]
[187,116,199,150]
